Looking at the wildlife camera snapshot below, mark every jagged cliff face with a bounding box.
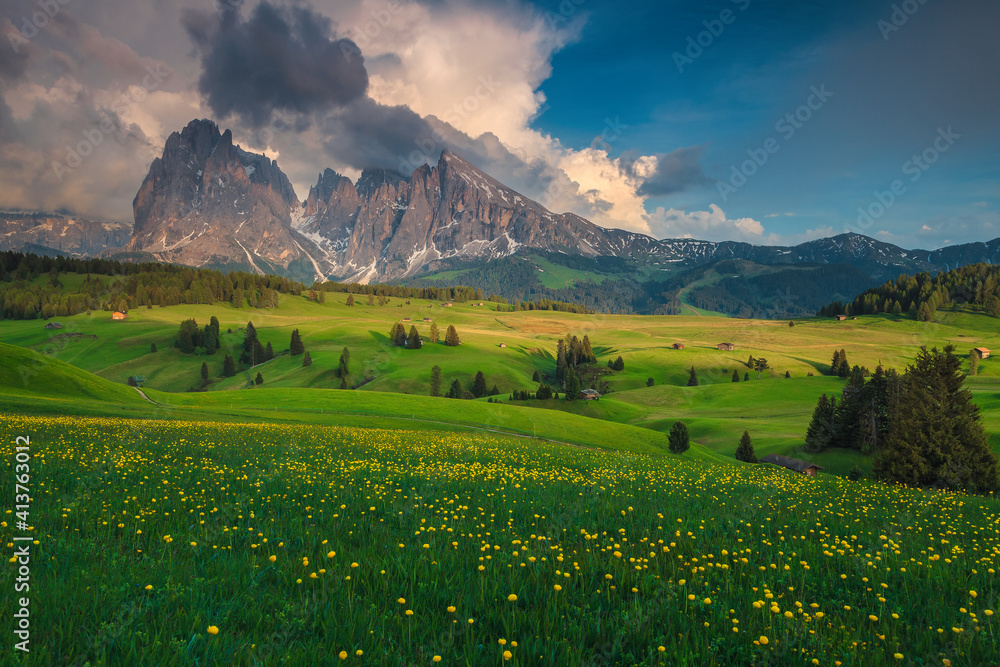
[115,118,1000,285]
[128,119,324,281]
[0,212,130,256]
[296,150,651,282]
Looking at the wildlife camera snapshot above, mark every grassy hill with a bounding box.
[3,293,1000,473]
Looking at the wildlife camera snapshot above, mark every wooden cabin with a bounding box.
[975,347,991,359]
[672,343,685,350]
[44,322,63,329]
[760,454,824,478]
[581,389,601,401]
[835,315,848,321]
[717,343,735,351]
[112,311,128,320]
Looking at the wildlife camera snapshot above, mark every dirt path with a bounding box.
[131,387,158,404]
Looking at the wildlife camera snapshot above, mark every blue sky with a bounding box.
[528,0,1000,247]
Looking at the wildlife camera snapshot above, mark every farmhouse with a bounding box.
[760,454,824,478]
[975,347,991,359]
[672,343,685,350]
[44,322,63,329]
[112,311,128,320]
[835,315,848,321]
[581,389,601,401]
[717,343,735,351]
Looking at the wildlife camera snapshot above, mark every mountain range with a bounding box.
[5,118,1000,314]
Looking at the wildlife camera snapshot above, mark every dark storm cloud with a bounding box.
[182,1,369,127]
[620,146,710,197]
[322,97,437,173]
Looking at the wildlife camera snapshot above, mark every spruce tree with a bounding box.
[289,329,305,356]
[223,355,236,377]
[647,377,655,387]
[446,379,463,399]
[390,322,407,347]
[969,350,980,377]
[732,369,740,382]
[804,394,838,453]
[254,372,263,386]
[837,349,851,377]
[564,365,581,399]
[556,339,567,384]
[265,341,274,361]
[831,349,841,376]
[337,347,350,379]
[150,342,157,353]
[367,294,375,306]
[200,361,209,385]
[735,431,757,463]
[668,421,690,454]
[873,346,998,493]
[340,376,348,389]
[532,370,541,383]
[346,294,354,306]
[241,321,257,365]
[430,365,442,397]
[744,372,749,381]
[471,371,488,398]
[302,351,312,367]
[407,325,422,349]
[445,325,460,347]
[687,366,699,387]
[430,322,440,344]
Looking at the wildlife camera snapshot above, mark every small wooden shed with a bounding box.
[581,389,601,401]
[112,311,128,320]
[717,343,735,351]
[673,343,685,350]
[45,322,63,329]
[975,347,991,359]
[760,454,824,478]
[835,315,848,321]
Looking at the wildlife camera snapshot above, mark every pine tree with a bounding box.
[735,431,757,463]
[445,325,460,347]
[556,339,567,384]
[536,384,553,400]
[367,294,375,306]
[581,335,596,364]
[836,349,851,377]
[223,355,236,377]
[647,377,655,387]
[744,372,750,381]
[785,371,791,378]
[430,365,442,397]
[873,346,998,493]
[612,356,625,371]
[472,371,488,398]
[242,321,257,365]
[340,376,348,389]
[831,349,841,376]
[969,349,980,377]
[687,366,699,387]
[390,322,406,347]
[337,347,350,379]
[668,421,690,454]
[210,316,220,339]
[564,365,581,399]
[406,325,422,349]
[254,372,263,386]
[532,370,541,382]
[200,361,209,385]
[429,322,439,344]
[446,379,463,399]
[346,294,355,306]
[302,351,312,367]
[804,394,838,453]
[265,341,274,361]
[289,329,305,356]
[150,342,157,353]
[732,369,740,382]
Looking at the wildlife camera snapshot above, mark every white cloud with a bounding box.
[645,204,768,242]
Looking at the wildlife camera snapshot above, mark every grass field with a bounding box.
[3,290,1000,473]
[1,414,998,665]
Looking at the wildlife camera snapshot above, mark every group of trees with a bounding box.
[177,316,222,355]
[0,251,308,321]
[805,346,997,493]
[434,369,499,399]
[829,349,851,377]
[389,323,459,348]
[819,263,1000,321]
